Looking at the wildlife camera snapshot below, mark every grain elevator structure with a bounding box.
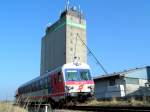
[40,6,87,75]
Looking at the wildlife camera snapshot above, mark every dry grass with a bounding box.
[0,102,28,112]
[85,97,150,107]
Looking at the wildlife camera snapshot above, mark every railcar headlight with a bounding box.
[88,86,94,90]
[65,86,69,91]
[65,86,74,91]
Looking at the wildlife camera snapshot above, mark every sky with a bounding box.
[0,0,150,100]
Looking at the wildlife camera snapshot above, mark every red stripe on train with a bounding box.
[65,80,94,85]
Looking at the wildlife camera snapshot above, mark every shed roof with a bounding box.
[94,66,150,80]
[93,73,124,81]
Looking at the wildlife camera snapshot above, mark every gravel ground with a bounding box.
[53,110,87,112]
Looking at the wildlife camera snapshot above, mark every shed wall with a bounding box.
[147,67,150,80]
[94,78,125,99]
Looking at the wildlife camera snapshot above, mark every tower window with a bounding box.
[70,48,73,51]
[70,17,73,20]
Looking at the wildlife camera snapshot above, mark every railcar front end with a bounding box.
[62,63,95,101]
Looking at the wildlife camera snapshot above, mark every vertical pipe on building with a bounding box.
[45,105,48,112]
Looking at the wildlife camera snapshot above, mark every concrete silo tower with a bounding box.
[40,6,87,75]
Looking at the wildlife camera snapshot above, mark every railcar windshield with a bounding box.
[65,69,92,81]
[66,70,79,81]
[80,70,92,80]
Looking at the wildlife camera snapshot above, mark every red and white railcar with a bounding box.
[16,63,94,105]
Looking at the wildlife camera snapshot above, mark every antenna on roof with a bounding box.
[78,5,81,15]
[66,0,70,10]
[79,5,81,11]
[78,5,82,22]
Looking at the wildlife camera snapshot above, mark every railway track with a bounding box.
[63,106,150,112]
[16,103,150,112]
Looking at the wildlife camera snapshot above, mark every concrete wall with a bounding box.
[125,79,148,96]
[123,68,148,96]
[40,18,66,75]
[125,84,140,95]
[66,15,87,63]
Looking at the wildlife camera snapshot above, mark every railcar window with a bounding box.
[21,88,23,94]
[58,72,62,82]
[26,86,28,92]
[42,79,45,89]
[47,77,50,86]
[25,86,27,93]
[66,70,78,81]
[37,80,40,90]
[29,85,31,92]
[40,80,43,90]
[35,83,37,90]
[32,84,34,92]
[54,75,57,84]
[31,84,34,92]
[34,83,36,91]
[80,70,92,80]
[44,77,48,88]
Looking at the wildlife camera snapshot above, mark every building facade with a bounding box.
[94,66,150,99]
[40,7,87,75]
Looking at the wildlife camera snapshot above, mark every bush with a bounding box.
[0,102,27,112]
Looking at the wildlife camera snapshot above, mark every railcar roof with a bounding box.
[19,63,90,88]
[62,63,90,70]
[19,67,62,88]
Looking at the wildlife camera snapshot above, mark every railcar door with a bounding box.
[51,74,56,94]
[57,72,65,94]
[51,71,64,96]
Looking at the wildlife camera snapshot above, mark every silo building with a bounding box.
[40,6,87,75]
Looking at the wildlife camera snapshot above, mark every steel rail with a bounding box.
[63,106,150,112]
